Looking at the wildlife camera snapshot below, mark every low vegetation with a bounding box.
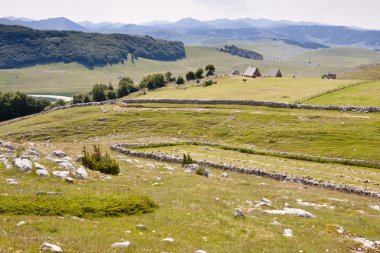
[218,45,263,60]
[0,195,157,217]
[0,91,51,121]
[274,38,329,49]
[0,24,185,69]
[82,145,120,175]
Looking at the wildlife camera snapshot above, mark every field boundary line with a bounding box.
[111,143,380,199]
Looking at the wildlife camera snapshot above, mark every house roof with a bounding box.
[243,66,259,77]
[267,69,281,77]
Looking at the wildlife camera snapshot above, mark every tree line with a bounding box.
[0,24,186,69]
[218,45,263,60]
[0,91,51,121]
[73,64,216,103]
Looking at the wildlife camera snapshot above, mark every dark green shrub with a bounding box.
[82,145,120,175]
[203,80,213,87]
[181,153,194,166]
[176,76,185,85]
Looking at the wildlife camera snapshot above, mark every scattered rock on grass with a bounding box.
[75,166,88,179]
[221,172,228,178]
[370,205,380,211]
[52,171,69,179]
[263,208,315,218]
[283,229,293,237]
[6,178,18,185]
[14,158,33,172]
[195,250,207,253]
[16,221,26,227]
[66,177,74,183]
[41,242,63,252]
[136,224,147,230]
[36,169,49,177]
[52,150,65,158]
[35,162,46,170]
[235,208,245,218]
[111,241,130,248]
[162,238,174,243]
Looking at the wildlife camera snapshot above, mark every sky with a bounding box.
[1,0,380,29]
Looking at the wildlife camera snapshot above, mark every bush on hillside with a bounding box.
[203,80,213,87]
[139,73,166,90]
[82,145,120,175]
[181,153,194,166]
[176,76,185,85]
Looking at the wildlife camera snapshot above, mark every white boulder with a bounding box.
[14,158,33,172]
[36,169,49,177]
[263,208,315,218]
[76,166,89,179]
[111,241,130,248]
[52,171,69,179]
[41,242,63,252]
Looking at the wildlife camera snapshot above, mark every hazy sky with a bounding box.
[2,0,379,29]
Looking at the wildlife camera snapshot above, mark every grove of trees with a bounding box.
[0,91,51,121]
[0,24,186,69]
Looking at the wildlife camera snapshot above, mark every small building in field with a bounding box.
[267,69,282,77]
[243,66,261,78]
[231,69,240,76]
[321,73,337,79]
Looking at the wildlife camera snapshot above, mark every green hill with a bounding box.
[1,41,380,96]
[341,64,380,80]
[0,24,185,69]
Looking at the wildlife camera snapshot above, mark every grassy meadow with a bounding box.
[304,81,380,106]
[1,41,380,96]
[133,76,360,103]
[0,103,380,252]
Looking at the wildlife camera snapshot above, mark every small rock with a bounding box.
[283,228,293,237]
[35,162,46,170]
[75,166,88,180]
[71,216,85,222]
[41,242,63,252]
[195,250,207,253]
[36,169,49,177]
[16,221,26,227]
[6,178,18,185]
[52,171,69,179]
[370,205,380,211]
[136,224,147,230]
[221,172,228,178]
[263,208,315,218]
[215,197,221,201]
[111,241,130,248]
[126,230,131,234]
[52,150,65,158]
[235,208,245,218]
[184,164,200,173]
[162,238,174,243]
[66,177,74,183]
[156,177,162,181]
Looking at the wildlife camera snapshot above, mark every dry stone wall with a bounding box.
[123,99,380,113]
[110,143,380,199]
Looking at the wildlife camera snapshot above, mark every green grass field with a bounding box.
[1,41,379,96]
[304,81,380,106]
[0,103,380,252]
[134,76,360,103]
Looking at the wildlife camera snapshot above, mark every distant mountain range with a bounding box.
[1,16,380,48]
